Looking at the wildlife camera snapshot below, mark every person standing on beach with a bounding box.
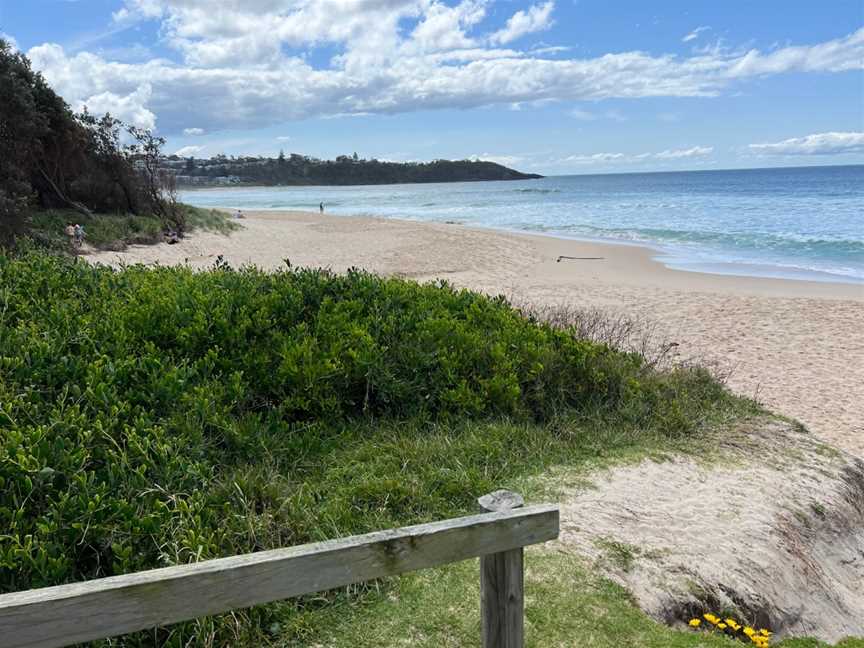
[73,224,85,248]
[319,202,324,214]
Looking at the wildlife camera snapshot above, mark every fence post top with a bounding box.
[478,490,524,513]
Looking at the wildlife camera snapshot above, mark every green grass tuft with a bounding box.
[23,204,236,253]
[27,209,164,251]
[181,205,241,235]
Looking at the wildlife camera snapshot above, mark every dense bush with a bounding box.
[0,252,739,641]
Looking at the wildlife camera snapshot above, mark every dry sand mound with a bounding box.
[556,419,864,643]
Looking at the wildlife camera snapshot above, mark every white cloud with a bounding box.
[411,0,486,51]
[655,145,713,159]
[276,136,292,141]
[183,127,205,136]
[563,152,629,164]
[112,0,164,23]
[531,44,570,55]
[23,3,864,136]
[562,145,713,165]
[175,145,206,156]
[490,1,555,45]
[682,26,710,43]
[726,28,864,76]
[748,132,864,155]
[76,83,157,130]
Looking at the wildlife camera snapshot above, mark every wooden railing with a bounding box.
[0,491,558,648]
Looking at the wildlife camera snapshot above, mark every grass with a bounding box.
[24,204,236,252]
[593,538,641,573]
[298,551,864,648]
[27,209,163,250]
[181,205,240,235]
[87,414,768,648]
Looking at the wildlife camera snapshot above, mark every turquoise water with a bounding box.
[180,165,864,284]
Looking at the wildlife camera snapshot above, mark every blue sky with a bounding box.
[1,0,862,174]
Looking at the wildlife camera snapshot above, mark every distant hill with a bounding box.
[169,153,543,186]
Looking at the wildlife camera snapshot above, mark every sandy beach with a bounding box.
[90,210,864,458]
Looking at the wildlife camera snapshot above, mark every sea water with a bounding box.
[180,165,864,284]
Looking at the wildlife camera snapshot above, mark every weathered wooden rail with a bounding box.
[0,491,558,648]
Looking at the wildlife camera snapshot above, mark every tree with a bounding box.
[78,110,140,214]
[1,39,183,245]
[127,126,184,233]
[0,39,42,242]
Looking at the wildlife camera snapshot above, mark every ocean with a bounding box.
[179,164,864,284]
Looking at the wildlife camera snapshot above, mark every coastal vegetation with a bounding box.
[24,205,235,252]
[5,249,840,647]
[0,38,183,246]
[172,152,542,186]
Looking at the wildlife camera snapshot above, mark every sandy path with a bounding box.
[89,211,864,458]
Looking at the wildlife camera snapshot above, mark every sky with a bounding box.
[1,0,863,175]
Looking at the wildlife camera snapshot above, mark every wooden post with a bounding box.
[479,490,525,648]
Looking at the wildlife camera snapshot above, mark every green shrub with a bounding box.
[0,251,747,644]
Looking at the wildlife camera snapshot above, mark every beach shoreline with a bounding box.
[176,165,864,287]
[213,209,864,299]
[89,209,864,457]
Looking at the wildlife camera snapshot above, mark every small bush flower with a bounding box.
[689,612,771,646]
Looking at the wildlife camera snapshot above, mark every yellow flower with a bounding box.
[689,619,701,628]
[744,627,756,636]
[760,629,772,636]
[703,613,719,624]
[717,623,727,630]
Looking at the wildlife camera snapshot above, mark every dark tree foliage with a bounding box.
[0,39,179,244]
[184,154,543,186]
[0,39,48,242]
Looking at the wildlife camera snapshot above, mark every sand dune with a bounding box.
[556,418,864,643]
[89,210,864,458]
